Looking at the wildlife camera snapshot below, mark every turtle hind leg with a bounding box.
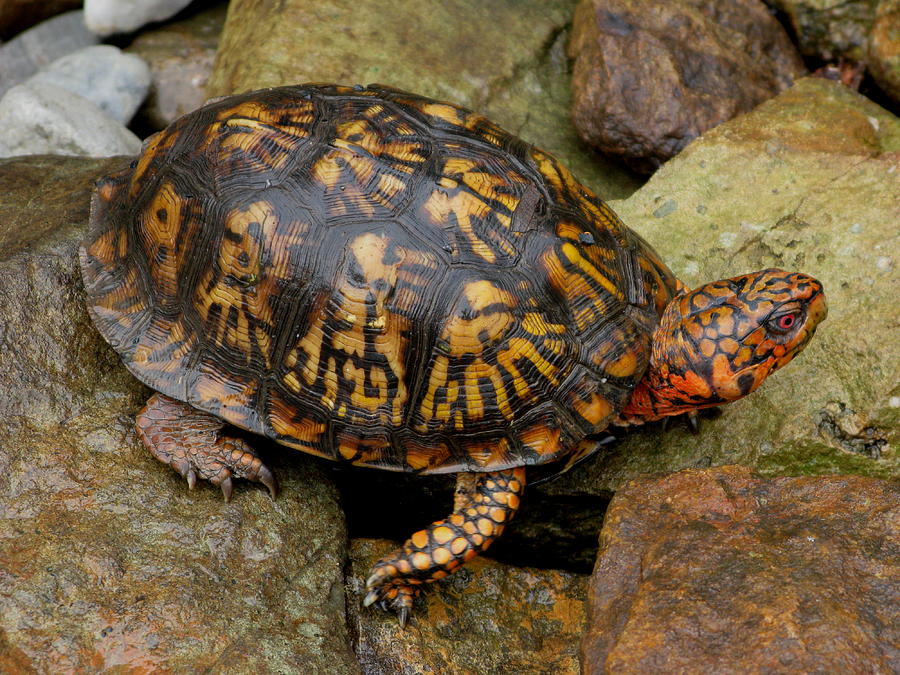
[364,467,526,627]
[135,393,278,501]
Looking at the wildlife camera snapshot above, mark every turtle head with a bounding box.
[620,268,827,422]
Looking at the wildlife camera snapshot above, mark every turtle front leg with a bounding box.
[364,467,526,627]
[135,393,278,501]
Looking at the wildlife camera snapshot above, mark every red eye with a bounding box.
[769,312,799,333]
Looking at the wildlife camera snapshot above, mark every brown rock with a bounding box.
[126,1,227,131]
[868,0,900,104]
[569,0,805,173]
[0,0,81,40]
[348,539,587,674]
[582,466,900,674]
[0,155,359,674]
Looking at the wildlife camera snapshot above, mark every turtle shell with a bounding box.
[80,83,679,474]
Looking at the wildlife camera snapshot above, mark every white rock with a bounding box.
[84,0,195,37]
[0,11,98,98]
[0,82,142,158]
[29,45,151,123]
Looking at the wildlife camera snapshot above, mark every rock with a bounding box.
[867,0,900,104]
[207,0,641,201]
[542,77,899,498]
[0,10,98,99]
[0,155,359,673]
[84,0,195,37]
[126,1,226,130]
[0,82,142,158]
[28,45,151,123]
[765,0,879,61]
[348,539,587,674]
[0,0,81,40]
[582,466,899,673]
[568,0,805,173]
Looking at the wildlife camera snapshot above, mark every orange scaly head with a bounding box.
[619,268,827,424]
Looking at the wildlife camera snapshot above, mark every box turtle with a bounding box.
[80,83,827,625]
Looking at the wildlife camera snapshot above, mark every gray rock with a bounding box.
[0,10,98,98]
[0,82,141,158]
[29,45,151,123]
[84,0,195,36]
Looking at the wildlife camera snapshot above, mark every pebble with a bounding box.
[84,0,195,37]
[29,45,151,124]
[0,82,142,158]
[0,11,98,99]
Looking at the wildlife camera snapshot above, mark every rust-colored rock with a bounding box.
[582,466,899,673]
[569,0,804,173]
[0,0,81,40]
[348,539,587,674]
[126,1,227,131]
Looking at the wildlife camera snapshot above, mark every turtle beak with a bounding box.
[806,288,827,327]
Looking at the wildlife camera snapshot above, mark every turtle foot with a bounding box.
[136,393,278,501]
[363,572,420,628]
[362,467,526,626]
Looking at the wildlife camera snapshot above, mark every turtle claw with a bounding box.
[363,588,379,608]
[220,475,234,502]
[186,469,197,490]
[363,570,418,627]
[687,411,700,434]
[397,606,410,629]
[258,465,279,499]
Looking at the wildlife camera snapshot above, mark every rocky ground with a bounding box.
[0,1,897,673]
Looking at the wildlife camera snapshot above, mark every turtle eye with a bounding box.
[767,311,800,334]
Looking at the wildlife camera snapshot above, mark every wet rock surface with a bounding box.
[0,156,358,674]
[207,0,641,200]
[582,466,899,674]
[126,1,227,130]
[0,10,99,99]
[348,539,587,675]
[569,0,804,173]
[546,77,899,498]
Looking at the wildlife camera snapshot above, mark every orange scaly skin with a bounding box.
[136,393,278,501]
[363,468,526,627]
[617,269,827,425]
